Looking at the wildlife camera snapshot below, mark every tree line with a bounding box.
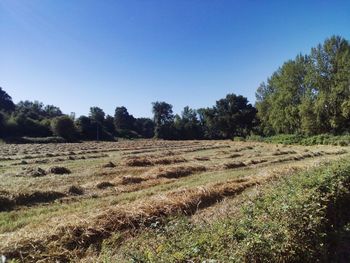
[0,87,256,141]
[1,35,349,142]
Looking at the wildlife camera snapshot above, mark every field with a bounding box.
[0,140,349,262]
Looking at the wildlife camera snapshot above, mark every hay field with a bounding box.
[0,140,348,262]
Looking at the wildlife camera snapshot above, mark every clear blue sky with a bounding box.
[1,0,350,118]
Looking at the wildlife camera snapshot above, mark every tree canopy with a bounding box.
[256,35,350,136]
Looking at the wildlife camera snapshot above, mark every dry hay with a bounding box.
[0,193,15,211]
[153,157,187,165]
[121,176,145,185]
[96,181,116,189]
[124,156,187,167]
[48,166,71,174]
[124,156,153,167]
[102,161,116,168]
[17,167,47,177]
[224,161,246,169]
[272,149,297,156]
[68,185,84,195]
[194,156,210,161]
[0,191,66,211]
[228,153,242,158]
[147,165,207,179]
[245,159,268,165]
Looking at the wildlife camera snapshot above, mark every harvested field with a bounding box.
[0,139,348,262]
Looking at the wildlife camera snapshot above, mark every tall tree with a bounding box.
[152,101,174,139]
[213,94,256,138]
[89,107,105,140]
[114,106,135,130]
[174,106,202,139]
[0,87,15,112]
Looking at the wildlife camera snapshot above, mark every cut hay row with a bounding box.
[97,165,208,193]
[124,156,187,167]
[7,166,71,177]
[11,154,109,166]
[0,190,66,211]
[1,168,287,262]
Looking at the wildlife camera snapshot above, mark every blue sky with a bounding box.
[1,0,350,118]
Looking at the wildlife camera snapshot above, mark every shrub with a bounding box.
[233,136,245,141]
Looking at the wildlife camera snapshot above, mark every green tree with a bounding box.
[134,118,155,138]
[89,107,105,140]
[114,106,135,130]
[213,94,256,138]
[256,35,350,135]
[51,116,77,141]
[174,106,202,139]
[152,101,175,139]
[0,87,15,112]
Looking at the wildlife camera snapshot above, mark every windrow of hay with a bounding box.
[0,191,66,211]
[124,156,187,167]
[228,153,242,158]
[101,161,116,168]
[145,165,207,179]
[272,149,297,156]
[48,166,71,174]
[96,181,116,189]
[194,156,210,161]
[224,161,246,169]
[245,159,268,165]
[121,176,145,185]
[16,167,47,177]
[2,175,270,262]
[10,154,110,166]
[68,185,84,195]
